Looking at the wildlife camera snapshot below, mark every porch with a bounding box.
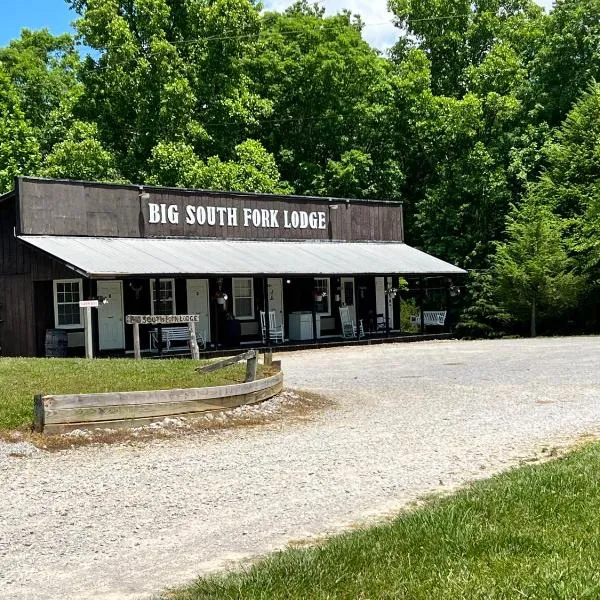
[19,236,465,358]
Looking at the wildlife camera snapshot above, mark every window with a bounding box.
[314,277,331,316]
[53,279,83,328]
[150,279,175,315]
[232,277,254,319]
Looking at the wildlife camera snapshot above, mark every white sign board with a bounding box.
[126,314,200,325]
[79,300,99,308]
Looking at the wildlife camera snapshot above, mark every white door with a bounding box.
[267,278,284,337]
[187,279,211,342]
[375,276,394,329]
[340,277,356,322]
[97,281,125,350]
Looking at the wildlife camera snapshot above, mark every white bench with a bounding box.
[150,326,206,351]
[410,311,447,327]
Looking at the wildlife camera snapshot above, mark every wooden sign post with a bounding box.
[79,299,99,359]
[126,314,201,360]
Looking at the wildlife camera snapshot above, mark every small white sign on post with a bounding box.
[79,300,99,359]
[79,299,99,308]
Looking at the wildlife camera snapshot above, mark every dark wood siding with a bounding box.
[0,274,35,356]
[17,178,404,242]
[0,196,79,356]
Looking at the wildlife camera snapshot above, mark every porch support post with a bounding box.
[419,276,425,335]
[263,277,270,347]
[311,277,318,342]
[397,275,402,334]
[445,279,451,333]
[384,275,390,337]
[154,277,163,355]
[355,277,361,340]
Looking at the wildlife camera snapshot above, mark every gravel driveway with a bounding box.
[2,337,600,600]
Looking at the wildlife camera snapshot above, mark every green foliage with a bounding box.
[0,66,41,194]
[455,270,512,338]
[528,83,600,320]
[166,442,600,599]
[68,0,267,180]
[251,8,395,198]
[388,0,545,97]
[147,139,291,194]
[42,121,124,182]
[0,29,81,152]
[529,0,600,125]
[492,198,581,336]
[400,296,420,332]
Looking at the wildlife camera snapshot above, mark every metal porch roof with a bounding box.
[18,236,466,278]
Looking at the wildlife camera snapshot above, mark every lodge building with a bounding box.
[0,177,465,357]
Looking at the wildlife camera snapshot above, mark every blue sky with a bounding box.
[0,0,555,51]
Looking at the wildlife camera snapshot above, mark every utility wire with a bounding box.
[80,12,470,70]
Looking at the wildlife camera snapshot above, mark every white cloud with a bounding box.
[263,0,556,52]
[263,0,399,51]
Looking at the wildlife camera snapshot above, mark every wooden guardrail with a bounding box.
[34,362,283,435]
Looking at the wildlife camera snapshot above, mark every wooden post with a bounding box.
[154,277,163,355]
[188,320,200,360]
[384,276,390,338]
[33,394,44,433]
[355,278,361,340]
[263,349,273,366]
[84,306,93,359]
[245,351,258,382]
[133,322,141,360]
[397,276,402,333]
[263,277,270,347]
[419,276,425,335]
[312,278,318,341]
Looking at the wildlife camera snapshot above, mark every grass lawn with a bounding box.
[0,357,252,430]
[165,442,600,600]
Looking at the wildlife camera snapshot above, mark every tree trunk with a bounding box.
[530,298,536,338]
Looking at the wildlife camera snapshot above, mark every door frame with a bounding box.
[267,277,285,338]
[97,280,125,350]
[375,276,394,330]
[340,277,356,322]
[186,278,211,343]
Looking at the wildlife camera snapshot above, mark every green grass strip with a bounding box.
[166,443,600,600]
[0,357,248,430]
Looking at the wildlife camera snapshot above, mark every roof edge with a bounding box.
[0,188,16,205]
[15,175,403,207]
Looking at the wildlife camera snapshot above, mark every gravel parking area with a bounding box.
[2,337,600,600]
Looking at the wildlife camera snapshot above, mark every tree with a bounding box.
[147,139,291,194]
[388,0,545,97]
[0,66,40,193]
[42,121,123,182]
[0,29,81,153]
[68,0,268,181]
[455,270,512,339]
[492,198,580,337]
[527,83,600,328]
[250,5,396,198]
[529,0,600,126]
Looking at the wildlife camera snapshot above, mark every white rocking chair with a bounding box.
[260,310,285,344]
[339,306,365,339]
